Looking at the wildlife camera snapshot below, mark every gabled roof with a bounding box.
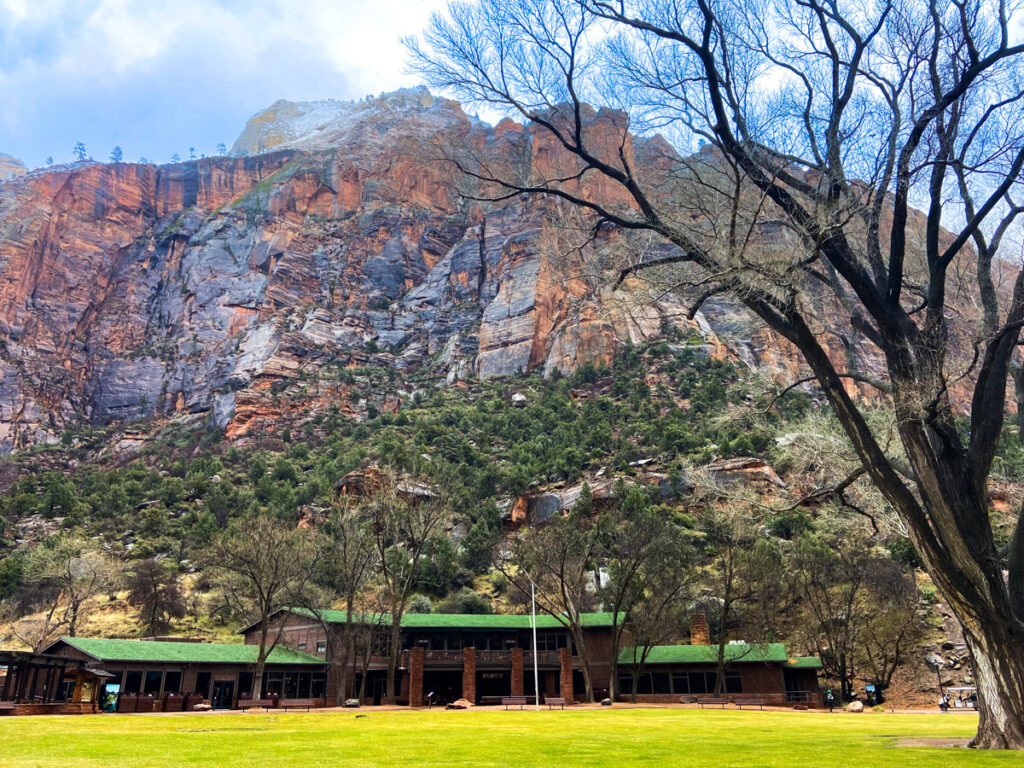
[48,637,325,665]
[271,607,616,631]
[618,643,794,665]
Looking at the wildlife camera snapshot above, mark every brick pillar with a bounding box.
[462,647,477,704]
[400,670,410,702]
[510,648,524,697]
[690,613,711,645]
[559,647,574,705]
[545,671,557,698]
[409,646,424,707]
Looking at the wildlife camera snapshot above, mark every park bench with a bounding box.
[480,695,504,706]
[545,697,567,710]
[502,696,528,710]
[736,699,764,710]
[239,698,276,712]
[697,697,728,709]
[281,698,321,712]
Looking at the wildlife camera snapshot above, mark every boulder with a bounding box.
[511,392,528,407]
[600,698,612,706]
[343,699,361,708]
[446,698,473,709]
[846,700,864,712]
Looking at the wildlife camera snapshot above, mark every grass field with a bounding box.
[0,708,1014,768]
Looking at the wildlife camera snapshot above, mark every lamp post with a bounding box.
[531,580,540,709]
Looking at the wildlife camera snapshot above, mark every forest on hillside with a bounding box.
[3,338,1019,704]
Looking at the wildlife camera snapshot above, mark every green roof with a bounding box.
[287,608,616,630]
[55,637,325,665]
[618,643,794,665]
[785,656,823,670]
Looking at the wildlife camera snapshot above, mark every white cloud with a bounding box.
[0,0,450,166]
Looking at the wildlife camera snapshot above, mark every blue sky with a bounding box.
[0,0,449,167]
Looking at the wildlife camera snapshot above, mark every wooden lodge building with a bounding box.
[242,609,821,708]
[0,612,820,714]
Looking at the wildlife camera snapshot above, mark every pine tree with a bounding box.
[216,143,227,155]
[72,142,87,162]
[109,146,123,163]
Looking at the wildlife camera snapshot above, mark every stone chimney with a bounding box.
[690,613,711,646]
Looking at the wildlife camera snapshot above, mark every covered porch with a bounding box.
[0,650,102,715]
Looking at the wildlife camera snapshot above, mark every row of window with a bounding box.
[121,670,183,696]
[262,671,327,700]
[617,669,742,696]
[295,641,328,654]
[400,632,572,652]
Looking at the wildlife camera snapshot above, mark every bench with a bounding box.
[479,695,504,706]
[545,697,567,710]
[502,696,528,710]
[239,698,276,712]
[697,697,728,709]
[736,699,765,710]
[281,699,321,712]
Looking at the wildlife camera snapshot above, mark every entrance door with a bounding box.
[211,680,235,709]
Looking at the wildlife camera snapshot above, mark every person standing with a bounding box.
[826,690,835,713]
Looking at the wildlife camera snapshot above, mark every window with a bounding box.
[671,673,689,695]
[58,679,76,701]
[688,671,708,694]
[533,633,569,652]
[144,671,163,695]
[237,672,253,699]
[316,641,327,654]
[726,670,742,694]
[297,643,307,651]
[263,672,284,697]
[194,671,212,698]
[163,671,183,694]
[284,672,299,699]
[310,674,326,699]
[618,676,633,694]
[123,671,143,694]
[650,672,671,694]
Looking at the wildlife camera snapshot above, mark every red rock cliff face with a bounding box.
[0,89,901,452]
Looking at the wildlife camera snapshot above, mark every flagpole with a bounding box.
[531,580,540,709]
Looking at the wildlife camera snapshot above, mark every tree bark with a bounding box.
[962,619,1024,748]
[385,617,402,704]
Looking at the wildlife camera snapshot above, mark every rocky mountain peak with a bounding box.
[0,153,26,180]
[230,86,460,156]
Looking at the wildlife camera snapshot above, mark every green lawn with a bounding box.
[0,708,1012,768]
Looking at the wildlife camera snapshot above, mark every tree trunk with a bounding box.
[385,618,402,704]
[958,613,1024,748]
[253,658,265,701]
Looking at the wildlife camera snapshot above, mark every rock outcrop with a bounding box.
[0,88,943,453]
[0,154,26,181]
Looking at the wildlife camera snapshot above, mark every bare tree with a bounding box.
[311,499,380,705]
[859,560,924,702]
[790,535,871,701]
[599,484,693,700]
[364,473,449,704]
[498,494,603,702]
[410,0,1024,746]
[3,535,115,650]
[203,514,318,699]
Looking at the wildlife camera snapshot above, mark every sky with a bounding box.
[0,0,450,168]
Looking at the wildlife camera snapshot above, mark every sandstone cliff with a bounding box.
[0,89,899,453]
